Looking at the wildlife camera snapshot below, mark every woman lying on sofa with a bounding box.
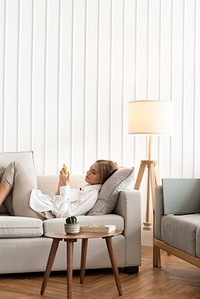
[0,160,118,218]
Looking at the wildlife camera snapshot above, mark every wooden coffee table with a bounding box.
[40,230,122,299]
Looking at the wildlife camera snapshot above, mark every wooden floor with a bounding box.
[0,246,200,299]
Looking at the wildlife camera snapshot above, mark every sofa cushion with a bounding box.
[86,167,134,215]
[43,214,124,235]
[0,151,42,219]
[161,214,200,256]
[0,151,37,185]
[0,216,43,238]
[162,178,200,214]
[37,175,85,194]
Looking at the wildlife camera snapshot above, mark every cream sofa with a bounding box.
[0,152,141,274]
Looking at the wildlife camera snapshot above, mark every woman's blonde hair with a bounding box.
[96,160,118,184]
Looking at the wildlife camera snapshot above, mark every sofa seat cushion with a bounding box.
[161,214,200,256]
[0,216,43,238]
[43,214,124,235]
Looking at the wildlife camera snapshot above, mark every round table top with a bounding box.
[45,230,122,240]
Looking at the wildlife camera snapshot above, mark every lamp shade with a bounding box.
[128,100,174,135]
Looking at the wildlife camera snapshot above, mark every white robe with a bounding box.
[29,184,101,218]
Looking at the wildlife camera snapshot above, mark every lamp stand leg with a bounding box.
[143,163,152,229]
[134,160,158,230]
[134,161,146,189]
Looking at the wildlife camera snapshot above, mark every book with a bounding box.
[80,224,116,233]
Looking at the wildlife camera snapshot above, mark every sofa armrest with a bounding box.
[115,189,141,266]
[154,185,164,240]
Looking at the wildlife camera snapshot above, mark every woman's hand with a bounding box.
[59,169,70,186]
[56,167,70,195]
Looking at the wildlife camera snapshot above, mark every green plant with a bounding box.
[65,216,77,224]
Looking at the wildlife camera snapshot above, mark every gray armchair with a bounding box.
[153,179,200,269]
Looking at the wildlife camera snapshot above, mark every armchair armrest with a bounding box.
[154,185,164,240]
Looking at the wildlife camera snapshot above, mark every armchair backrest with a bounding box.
[162,178,200,215]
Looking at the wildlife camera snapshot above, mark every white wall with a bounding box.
[0,0,200,244]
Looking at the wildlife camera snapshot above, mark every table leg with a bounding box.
[80,238,88,284]
[40,238,60,295]
[66,240,76,299]
[104,237,122,296]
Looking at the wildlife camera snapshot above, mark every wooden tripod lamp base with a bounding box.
[134,160,158,230]
[128,101,174,229]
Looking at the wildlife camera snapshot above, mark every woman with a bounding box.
[0,160,118,218]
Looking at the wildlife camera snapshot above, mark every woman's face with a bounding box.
[85,162,101,185]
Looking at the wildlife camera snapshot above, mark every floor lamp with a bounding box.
[128,100,174,230]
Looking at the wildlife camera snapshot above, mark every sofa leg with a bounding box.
[124,266,139,274]
[153,245,161,268]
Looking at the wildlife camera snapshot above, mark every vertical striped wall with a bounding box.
[0,0,200,179]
